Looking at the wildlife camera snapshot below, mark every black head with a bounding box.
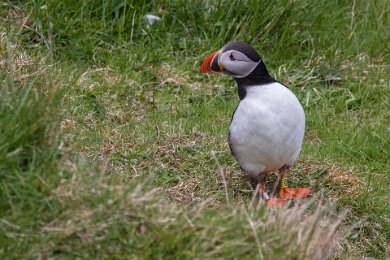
[199,41,274,86]
[200,42,275,100]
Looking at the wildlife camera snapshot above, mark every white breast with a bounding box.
[229,82,305,178]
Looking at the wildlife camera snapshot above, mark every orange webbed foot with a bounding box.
[266,198,287,207]
[279,188,312,199]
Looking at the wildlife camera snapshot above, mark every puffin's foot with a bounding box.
[266,198,287,207]
[279,188,312,199]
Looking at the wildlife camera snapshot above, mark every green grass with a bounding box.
[1,0,389,258]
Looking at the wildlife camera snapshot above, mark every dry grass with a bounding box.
[157,63,190,86]
[167,177,204,203]
[300,160,365,198]
[0,33,36,81]
[36,162,347,259]
[325,165,365,196]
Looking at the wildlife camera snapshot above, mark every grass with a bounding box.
[1,0,389,258]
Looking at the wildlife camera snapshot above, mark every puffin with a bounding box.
[199,42,311,206]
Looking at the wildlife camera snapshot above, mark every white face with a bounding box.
[218,50,261,78]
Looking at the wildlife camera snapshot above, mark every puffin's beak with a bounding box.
[199,50,222,74]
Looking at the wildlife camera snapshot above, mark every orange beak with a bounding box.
[199,50,221,74]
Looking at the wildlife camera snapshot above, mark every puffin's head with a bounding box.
[199,42,261,79]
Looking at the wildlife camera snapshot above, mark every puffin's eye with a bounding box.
[229,53,236,61]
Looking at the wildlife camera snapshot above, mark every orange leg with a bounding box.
[256,182,287,207]
[279,166,312,199]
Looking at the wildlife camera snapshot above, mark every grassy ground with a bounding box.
[1,0,389,258]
